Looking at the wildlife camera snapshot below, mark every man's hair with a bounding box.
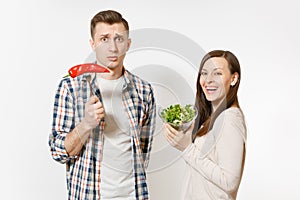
[90,10,129,39]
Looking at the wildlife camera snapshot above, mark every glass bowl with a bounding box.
[158,104,198,132]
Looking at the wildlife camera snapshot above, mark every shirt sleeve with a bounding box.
[49,79,77,164]
[182,111,246,193]
[140,85,156,169]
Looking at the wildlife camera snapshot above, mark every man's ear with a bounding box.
[89,38,95,51]
[126,38,131,51]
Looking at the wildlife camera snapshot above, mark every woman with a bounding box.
[163,50,247,199]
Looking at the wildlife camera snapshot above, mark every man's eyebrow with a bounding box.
[115,32,125,37]
[98,33,110,37]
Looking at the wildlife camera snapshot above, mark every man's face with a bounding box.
[90,22,131,70]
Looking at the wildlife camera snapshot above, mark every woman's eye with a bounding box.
[201,72,207,76]
[215,72,222,76]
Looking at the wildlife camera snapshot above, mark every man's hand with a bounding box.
[65,95,105,156]
[163,122,194,151]
[82,95,105,130]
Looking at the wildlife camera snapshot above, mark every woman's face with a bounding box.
[199,57,236,108]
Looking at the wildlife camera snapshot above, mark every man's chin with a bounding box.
[96,61,113,68]
[96,59,123,70]
[106,62,123,69]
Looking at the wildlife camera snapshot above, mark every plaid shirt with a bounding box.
[49,69,156,200]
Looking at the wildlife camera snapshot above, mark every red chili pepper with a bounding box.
[63,63,110,78]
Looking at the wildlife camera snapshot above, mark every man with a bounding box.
[49,10,156,200]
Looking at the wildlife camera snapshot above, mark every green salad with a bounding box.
[160,104,196,129]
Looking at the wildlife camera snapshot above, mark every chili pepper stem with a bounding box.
[63,74,70,78]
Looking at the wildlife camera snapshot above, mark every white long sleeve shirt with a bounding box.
[181,107,247,200]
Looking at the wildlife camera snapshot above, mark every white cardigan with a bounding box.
[181,107,247,200]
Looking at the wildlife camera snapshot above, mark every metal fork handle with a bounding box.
[86,75,93,97]
[86,75,103,103]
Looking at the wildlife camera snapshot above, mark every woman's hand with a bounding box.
[163,122,194,151]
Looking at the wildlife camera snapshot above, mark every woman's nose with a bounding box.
[205,72,214,83]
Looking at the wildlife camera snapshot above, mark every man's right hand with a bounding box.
[83,95,105,130]
[65,96,104,155]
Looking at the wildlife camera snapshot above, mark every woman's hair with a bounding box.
[90,10,129,39]
[193,50,241,139]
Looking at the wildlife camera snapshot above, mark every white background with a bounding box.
[1,0,299,199]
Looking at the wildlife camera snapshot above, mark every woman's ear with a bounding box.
[231,73,239,86]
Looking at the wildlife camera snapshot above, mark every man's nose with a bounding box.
[108,40,118,52]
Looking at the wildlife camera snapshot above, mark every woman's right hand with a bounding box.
[163,122,194,151]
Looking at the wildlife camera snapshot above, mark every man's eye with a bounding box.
[101,38,108,42]
[116,37,124,42]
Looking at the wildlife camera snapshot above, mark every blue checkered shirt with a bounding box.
[49,69,156,200]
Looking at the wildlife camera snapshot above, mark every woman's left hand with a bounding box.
[163,122,194,151]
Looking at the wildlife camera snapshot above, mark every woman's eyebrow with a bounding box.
[213,67,223,70]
